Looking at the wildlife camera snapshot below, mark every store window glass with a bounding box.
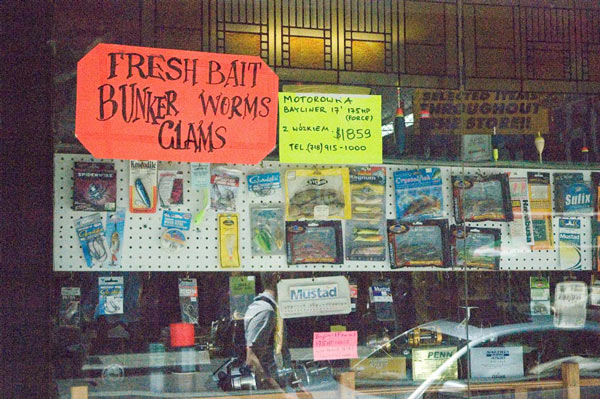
[50,1,600,399]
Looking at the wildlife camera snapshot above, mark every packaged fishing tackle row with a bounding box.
[346,167,387,261]
[452,173,513,223]
[285,168,351,220]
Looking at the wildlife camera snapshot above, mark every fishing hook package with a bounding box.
[527,172,554,250]
[452,173,513,223]
[394,168,443,221]
[158,169,184,208]
[246,169,282,198]
[285,168,351,220]
[387,219,450,268]
[178,278,199,324]
[74,213,109,268]
[450,226,501,270]
[211,167,241,212]
[98,276,124,316]
[250,206,285,256]
[59,287,81,328]
[346,167,387,261]
[73,161,117,212]
[129,160,158,213]
[286,220,343,264]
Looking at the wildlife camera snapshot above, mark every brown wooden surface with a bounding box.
[562,362,580,399]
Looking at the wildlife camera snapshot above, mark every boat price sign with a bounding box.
[278,93,382,164]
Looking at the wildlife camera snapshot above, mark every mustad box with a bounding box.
[277,276,351,319]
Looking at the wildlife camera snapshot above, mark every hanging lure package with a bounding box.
[178,278,199,324]
[129,160,158,213]
[219,213,240,268]
[190,163,211,225]
[508,177,535,250]
[451,226,501,270]
[346,167,387,261]
[387,219,450,268]
[394,168,443,221]
[98,276,124,316]
[452,174,513,223]
[286,220,343,264]
[158,169,184,208]
[160,210,192,252]
[247,169,282,198]
[250,206,285,255]
[285,168,351,220]
[74,213,109,268]
[558,218,583,270]
[73,162,117,211]
[369,279,395,322]
[229,275,256,320]
[105,208,126,267]
[59,287,81,328]
[211,167,241,212]
[527,172,554,250]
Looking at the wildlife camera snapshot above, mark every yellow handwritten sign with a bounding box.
[413,90,549,135]
[278,93,382,164]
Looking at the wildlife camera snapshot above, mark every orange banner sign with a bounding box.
[76,44,278,163]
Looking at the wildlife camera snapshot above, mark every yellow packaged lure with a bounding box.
[284,168,351,220]
[219,213,240,268]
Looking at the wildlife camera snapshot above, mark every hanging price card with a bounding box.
[313,331,358,361]
[278,93,382,164]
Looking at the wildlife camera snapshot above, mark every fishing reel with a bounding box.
[407,327,443,347]
[213,358,333,391]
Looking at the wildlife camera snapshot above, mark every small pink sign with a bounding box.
[313,331,358,361]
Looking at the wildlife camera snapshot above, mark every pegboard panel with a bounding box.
[54,154,595,272]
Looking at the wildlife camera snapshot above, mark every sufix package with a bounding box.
[285,168,351,220]
[388,220,450,268]
[286,220,343,264]
[250,206,285,256]
[554,173,592,214]
[452,174,513,223]
[394,168,443,221]
[527,172,553,250]
[346,167,386,261]
[73,162,116,211]
[451,226,501,270]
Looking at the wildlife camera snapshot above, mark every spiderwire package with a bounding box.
[73,162,116,211]
[387,219,450,268]
[452,173,513,223]
[286,220,343,264]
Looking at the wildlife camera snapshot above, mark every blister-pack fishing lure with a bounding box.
[129,160,158,213]
[211,167,241,212]
[394,168,443,221]
[219,213,240,268]
[553,172,592,214]
[73,162,117,211]
[285,168,351,220]
[387,219,450,268]
[105,208,125,267]
[452,173,513,223]
[250,206,285,256]
[346,167,387,261]
[450,226,501,270]
[74,213,109,268]
[286,220,343,264]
